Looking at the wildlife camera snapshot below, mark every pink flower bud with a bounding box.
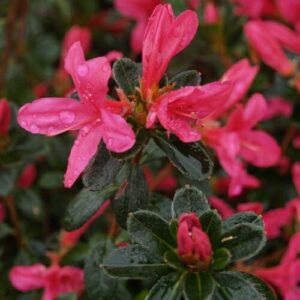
[0,99,11,135]
[204,2,219,24]
[177,213,212,268]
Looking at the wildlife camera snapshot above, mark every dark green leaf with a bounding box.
[112,58,141,95]
[213,272,276,300]
[211,248,232,271]
[83,142,123,190]
[154,135,213,182]
[0,168,18,197]
[128,210,176,255]
[169,70,201,89]
[164,251,185,271]
[200,210,222,248]
[146,272,185,300]
[84,240,131,300]
[38,171,64,189]
[56,293,77,300]
[112,166,148,228]
[149,193,172,221]
[63,185,117,231]
[221,223,266,261]
[184,272,215,300]
[172,185,209,218]
[222,212,264,233]
[102,244,171,279]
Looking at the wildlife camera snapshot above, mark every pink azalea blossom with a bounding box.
[60,200,110,248]
[203,2,219,24]
[105,50,123,63]
[177,213,212,266]
[263,96,293,120]
[142,4,199,96]
[231,0,276,18]
[256,232,300,299]
[0,99,11,135]
[209,196,235,219]
[115,0,163,53]
[244,20,294,76]
[146,82,232,143]
[18,42,135,187]
[10,263,84,300]
[17,164,37,188]
[204,94,280,196]
[276,0,300,27]
[237,202,264,215]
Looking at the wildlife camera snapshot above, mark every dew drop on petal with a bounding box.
[77,64,89,77]
[59,111,75,124]
[20,121,27,127]
[30,124,40,133]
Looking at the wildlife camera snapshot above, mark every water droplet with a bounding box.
[47,126,55,135]
[77,64,89,77]
[59,111,75,124]
[20,121,27,127]
[30,124,40,133]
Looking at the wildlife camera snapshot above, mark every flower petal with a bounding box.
[10,264,46,291]
[64,121,103,187]
[18,98,93,136]
[64,42,111,107]
[101,109,135,153]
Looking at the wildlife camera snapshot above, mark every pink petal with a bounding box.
[64,42,111,107]
[281,232,300,265]
[101,109,135,153]
[203,2,219,24]
[209,196,234,219]
[0,98,11,135]
[18,98,93,136]
[263,96,293,120]
[142,4,198,94]
[276,0,300,25]
[131,19,147,53]
[10,264,46,291]
[292,162,300,195]
[58,266,84,294]
[64,121,104,187]
[240,130,281,167]
[237,202,264,215]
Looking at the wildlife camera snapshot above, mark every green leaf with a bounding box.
[149,193,172,221]
[112,166,149,228]
[213,272,276,300]
[154,135,213,182]
[63,185,117,231]
[164,251,185,271]
[56,293,77,300]
[83,142,123,190]
[146,272,185,300]
[200,210,222,248]
[112,58,141,95]
[128,210,176,255]
[169,70,201,89]
[38,171,64,189]
[84,240,131,300]
[15,189,44,221]
[222,212,264,233]
[0,168,18,197]
[211,248,232,271]
[184,273,215,300]
[102,244,171,279]
[172,186,209,218]
[220,223,266,261]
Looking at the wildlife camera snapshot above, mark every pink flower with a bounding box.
[203,2,219,24]
[105,50,123,63]
[205,94,280,196]
[146,82,233,143]
[213,59,258,118]
[60,200,110,248]
[237,202,264,215]
[61,26,91,65]
[18,42,135,187]
[17,164,37,188]
[244,20,294,76]
[263,96,293,120]
[0,99,11,135]
[10,264,84,300]
[142,4,199,96]
[292,163,300,195]
[231,0,276,18]
[115,0,163,53]
[177,213,212,267]
[276,0,300,26]
[256,233,300,299]
[187,0,201,10]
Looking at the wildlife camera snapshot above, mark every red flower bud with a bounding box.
[17,164,37,188]
[177,213,212,269]
[0,99,11,135]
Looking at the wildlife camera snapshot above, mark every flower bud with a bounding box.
[177,213,212,269]
[0,99,11,135]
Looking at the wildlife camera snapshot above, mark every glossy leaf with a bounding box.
[169,70,201,89]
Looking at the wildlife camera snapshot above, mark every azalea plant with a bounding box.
[1,0,300,299]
